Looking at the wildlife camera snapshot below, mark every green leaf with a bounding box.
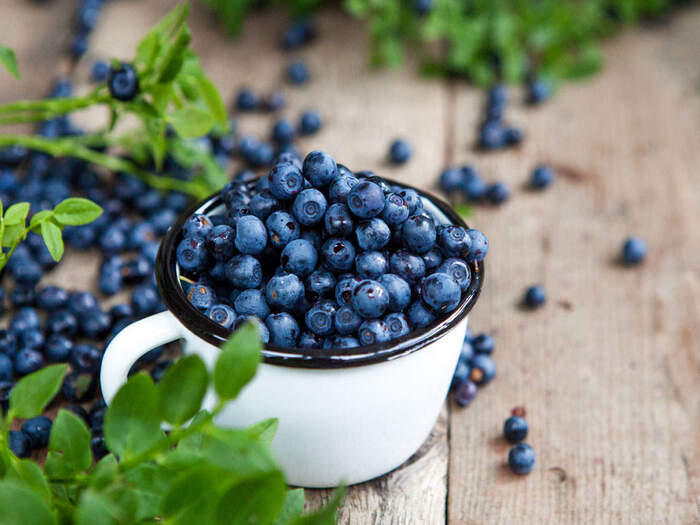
[28,210,53,230]
[157,354,209,425]
[45,410,93,479]
[273,489,305,525]
[9,364,67,418]
[168,106,215,139]
[454,202,473,219]
[196,76,228,129]
[40,220,63,262]
[160,464,228,524]
[214,471,287,525]
[89,454,118,490]
[292,487,344,525]
[5,460,51,502]
[0,482,56,525]
[103,372,165,460]
[2,223,24,248]
[122,463,172,522]
[53,197,103,226]
[74,490,123,525]
[246,418,278,446]
[214,321,261,401]
[0,45,19,79]
[4,202,29,225]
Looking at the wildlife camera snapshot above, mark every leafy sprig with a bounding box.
[0,322,342,523]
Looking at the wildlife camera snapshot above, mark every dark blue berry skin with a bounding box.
[438,225,472,257]
[401,214,437,254]
[281,239,318,277]
[305,271,336,303]
[45,334,73,362]
[335,275,361,307]
[19,330,44,350]
[249,191,281,221]
[10,307,41,333]
[460,338,474,363]
[186,284,216,312]
[266,273,304,311]
[305,300,337,336]
[479,120,506,150]
[272,119,295,145]
[451,360,470,389]
[90,436,108,459]
[454,380,478,407]
[378,274,412,313]
[388,140,412,164]
[129,222,157,250]
[328,171,359,203]
[99,224,128,254]
[438,258,471,291]
[299,331,324,349]
[356,218,391,251]
[334,305,362,335]
[233,315,270,344]
[407,300,436,328]
[622,237,647,265]
[265,312,300,347]
[149,208,176,235]
[235,88,258,111]
[61,371,96,402]
[321,335,357,349]
[266,211,300,249]
[530,165,555,189]
[0,354,13,381]
[381,193,410,225]
[356,251,388,280]
[10,260,42,287]
[527,78,551,105]
[384,312,410,339]
[234,289,270,320]
[109,303,133,321]
[286,61,310,84]
[396,189,422,216]
[234,215,267,255]
[472,333,494,354]
[299,110,322,135]
[132,284,163,316]
[524,285,546,308]
[0,330,17,357]
[22,416,52,449]
[46,310,79,336]
[280,19,316,49]
[36,286,69,312]
[303,151,337,188]
[347,181,386,219]
[9,430,30,458]
[183,214,214,239]
[324,203,354,237]
[269,162,304,201]
[504,416,528,443]
[177,236,210,273]
[422,248,443,272]
[508,443,535,474]
[70,32,89,58]
[421,273,461,313]
[121,255,153,283]
[505,127,524,146]
[70,344,102,374]
[91,60,109,82]
[439,168,464,193]
[225,255,263,289]
[205,304,237,329]
[469,354,496,385]
[390,249,426,284]
[352,280,390,319]
[66,404,89,422]
[292,189,328,226]
[14,348,45,376]
[206,225,236,261]
[0,380,11,410]
[321,238,356,272]
[9,287,35,309]
[486,182,510,205]
[64,224,98,249]
[108,63,139,101]
[261,89,285,111]
[358,319,391,345]
[465,229,488,263]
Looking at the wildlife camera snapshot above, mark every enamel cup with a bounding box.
[100,181,483,488]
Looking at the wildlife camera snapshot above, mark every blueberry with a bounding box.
[233,216,266,255]
[401,214,436,254]
[9,287,35,308]
[10,307,40,333]
[234,289,270,320]
[0,330,17,357]
[149,208,176,234]
[438,225,471,257]
[0,380,12,409]
[98,261,122,296]
[265,210,300,249]
[381,193,410,225]
[109,303,133,320]
[622,237,647,265]
[299,110,322,135]
[321,238,356,272]
[64,224,98,249]
[281,239,318,276]
[45,334,73,362]
[323,335,359,349]
[261,89,285,111]
[205,225,235,261]
[358,319,391,345]
[0,354,13,381]
[384,312,410,339]
[205,304,237,329]
[530,165,555,189]
[266,273,304,311]
[131,284,162,316]
[121,255,153,283]
[235,88,258,111]
[421,273,461,313]
[524,285,546,308]
[503,416,528,443]
[265,313,300,347]
[305,270,336,303]
[70,343,102,373]
[183,214,214,239]
[465,229,488,263]
[10,260,42,287]
[249,191,281,221]
[439,167,463,193]
[272,119,295,144]
[70,32,89,58]
[305,300,337,336]
[19,330,44,350]
[14,348,44,376]
[352,280,389,319]
[508,443,535,474]
[407,300,436,328]
[280,19,316,49]
[454,380,478,407]
[334,305,362,335]
[438,257,471,291]
[299,331,324,349]
[335,275,361,307]
[20,416,52,450]
[177,236,210,273]
[292,189,327,226]
[225,255,262,289]
[422,248,443,272]
[355,251,388,280]
[91,436,108,459]
[129,222,157,250]
[328,171,359,203]
[91,60,109,82]
[99,224,128,254]
[66,404,89,422]
[46,309,79,336]
[527,78,551,105]
[469,354,496,385]
[286,60,310,84]
[62,371,96,402]
[186,283,216,312]
[472,333,494,354]
[36,285,69,311]
[303,151,337,188]
[479,120,506,150]
[356,218,391,251]
[108,62,139,101]
[324,203,354,237]
[269,162,304,201]
[347,181,385,219]
[378,274,412,312]
[9,430,30,458]
[388,139,412,164]
[390,249,426,284]
[451,360,471,389]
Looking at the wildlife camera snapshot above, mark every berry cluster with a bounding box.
[504,412,535,475]
[450,329,496,406]
[176,150,488,349]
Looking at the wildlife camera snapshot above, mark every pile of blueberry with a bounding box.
[450,329,495,407]
[504,411,535,475]
[176,150,488,349]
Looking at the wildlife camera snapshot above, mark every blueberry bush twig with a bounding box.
[0,3,229,200]
[0,322,343,523]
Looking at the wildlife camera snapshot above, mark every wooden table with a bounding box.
[1,1,699,523]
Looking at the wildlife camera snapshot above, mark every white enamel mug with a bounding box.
[100,183,484,488]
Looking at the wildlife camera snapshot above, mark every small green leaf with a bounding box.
[156,26,191,83]
[45,410,93,479]
[9,364,67,419]
[196,76,228,129]
[246,418,278,446]
[0,45,19,79]
[168,106,215,139]
[214,471,287,525]
[53,197,103,226]
[103,373,165,460]
[454,202,473,219]
[214,322,261,402]
[5,460,51,502]
[28,210,53,230]
[160,464,227,524]
[4,202,29,225]
[273,489,305,525]
[89,455,118,490]
[0,482,56,525]
[2,223,24,248]
[74,489,123,525]
[122,463,172,522]
[40,220,63,262]
[157,354,209,425]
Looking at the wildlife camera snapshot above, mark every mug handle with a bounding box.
[100,310,183,403]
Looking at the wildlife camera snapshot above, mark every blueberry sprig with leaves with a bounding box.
[0,197,102,272]
[0,322,342,524]
[0,3,229,199]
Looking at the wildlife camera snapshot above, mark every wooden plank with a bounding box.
[447,9,700,524]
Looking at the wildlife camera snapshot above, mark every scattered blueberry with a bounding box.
[524,285,546,308]
[504,416,528,443]
[622,237,647,265]
[388,139,412,164]
[9,430,30,458]
[286,61,310,84]
[508,443,535,474]
[21,416,52,449]
[107,62,139,101]
[530,164,555,189]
